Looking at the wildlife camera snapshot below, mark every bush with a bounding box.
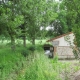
[35,44,43,51]
[21,49,30,57]
[28,45,35,52]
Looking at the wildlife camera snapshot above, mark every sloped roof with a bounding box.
[47,32,73,42]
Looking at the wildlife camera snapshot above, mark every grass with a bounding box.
[0,46,26,80]
[17,53,80,80]
[0,41,45,80]
[0,40,80,80]
[0,39,47,45]
[17,53,61,80]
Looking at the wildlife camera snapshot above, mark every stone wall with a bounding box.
[56,46,75,59]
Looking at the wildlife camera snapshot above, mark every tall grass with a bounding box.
[18,53,61,80]
[0,43,44,80]
[1,41,78,80]
[0,47,26,80]
[18,52,77,80]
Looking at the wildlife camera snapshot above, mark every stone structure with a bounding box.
[47,32,75,59]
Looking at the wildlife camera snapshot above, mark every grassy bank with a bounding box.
[0,47,26,80]
[17,53,61,80]
[0,43,44,80]
[17,53,80,80]
[0,44,80,80]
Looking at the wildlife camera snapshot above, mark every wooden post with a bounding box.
[54,47,57,57]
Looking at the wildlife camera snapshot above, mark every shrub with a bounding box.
[21,49,30,57]
[28,45,35,52]
[35,44,43,51]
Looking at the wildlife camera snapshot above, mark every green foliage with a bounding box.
[61,0,80,60]
[24,54,61,80]
[53,1,72,36]
[21,49,30,57]
[0,0,24,50]
[63,0,80,46]
[52,55,58,63]
[18,0,58,45]
[35,44,44,51]
[0,44,79,80]
[0,0,58,48]
[0,47,25,80]
[73,49,78,59]
[74,65,80,72]
[28,45,35,52]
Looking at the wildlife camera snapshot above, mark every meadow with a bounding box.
[0,40,80,80]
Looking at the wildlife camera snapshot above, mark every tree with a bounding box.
[63,0,80,46]
[0,0,58,49]
[0,1,24,50]
[18,0,58,46]
[63,0,80,60]
[49,0,73,37]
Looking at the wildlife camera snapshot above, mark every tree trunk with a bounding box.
[6,26,16,51]
[32,37,35,45]
[11,35,15,51]
[23,36,26,47]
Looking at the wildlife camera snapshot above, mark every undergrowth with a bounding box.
[17,53,61,80]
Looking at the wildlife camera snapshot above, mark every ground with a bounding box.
[59,60,80,80]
